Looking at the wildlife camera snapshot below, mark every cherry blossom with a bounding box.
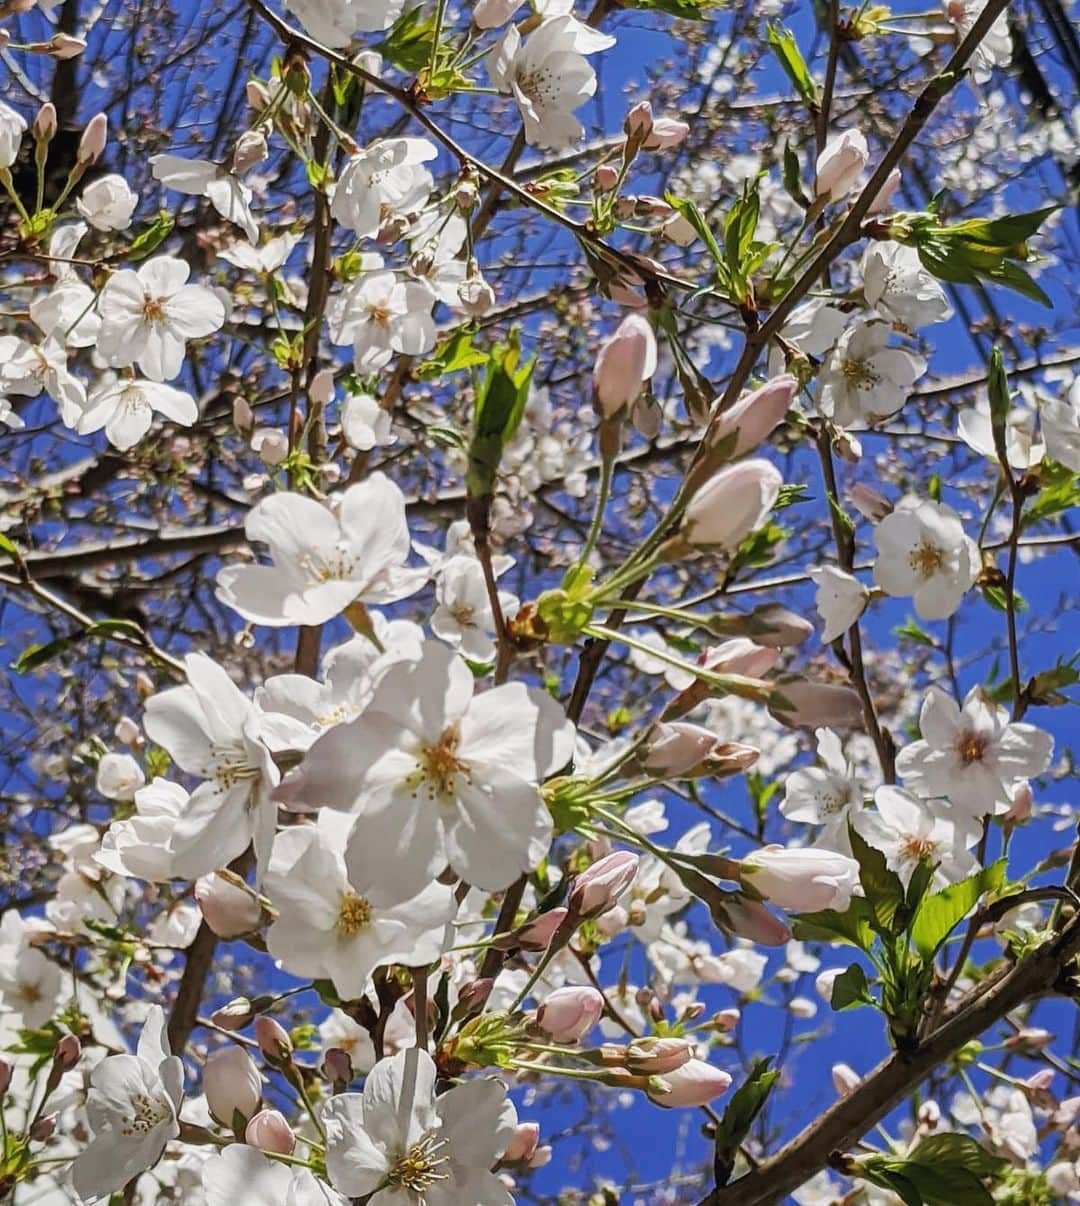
[819,320,926,426]
[872,497,980,620]
[853,785,980,887]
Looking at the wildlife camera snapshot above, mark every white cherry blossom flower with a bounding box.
[329,270,437,371]
[215,474,427,627]
[895,685,1054,817]
[0,913,62,1027]
[487,16,614,149]
[96,256,226,382]
[72,1006,183,1202]
[944,0,1011,83]
[30,280,101,348]
[77,378,198,450]
[322,1047,516,1204]
[95,778,189,882]
[76,174,139,231]
[872,497,980,621]
[430,554,517,664]
[861,242,953,329]
[957,395,1044,469]
[218,230,299,274]
[285,0,403,46]
[780,728,862,843]
[807,565,869,644]
[340,389,395,450]
[203,1143,347,1206]
[1038,380,1080,471]
[143,653,279,880]
[0,102,27,168]
[819,320,926,427]
[330,137,436,239]
[853,785,980,887]
[264,811,457,1000]
[319,1009,376,1075]
[0,335,86,424]
[150,154,259,243]
[276,640,576,904]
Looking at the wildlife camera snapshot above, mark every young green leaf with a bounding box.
[712,1057,780,1186]
[909,860,1006,959]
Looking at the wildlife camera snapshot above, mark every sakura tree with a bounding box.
[0,0,1077,1201]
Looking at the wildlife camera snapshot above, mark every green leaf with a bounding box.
[126,210,175,261]
[11,637,73,674]
[791,897,876,951]
[765,23,818,105]
[466,337,536,499]
[664,192,724,272]
[947,206,1058,250]
[1023,461,1080,528]
[855,1132,1010,1205]
[781,140,807,206]
[0,532,20,561]
[848,825,905,932]
[894,618,937,648]
[374,5,437,71]
[415,327,487,380]
[623,0,718,17]
[830,962,871,1010]
[909,860,1006,959]
[987,346,1010,430]
[712,1058,779,1186]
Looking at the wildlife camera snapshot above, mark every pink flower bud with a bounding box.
[624,100,654,141]
[567,851,639,921]
[29,1113,56,1141]
[1006,1028,1053,1053]
[503,1121,540,1163]
[251,427,289,467]
[54,1034,81,1071]
[626,1037,694,1075]
[231,129,268,176]
[648,1059,732,1108]
[593,313,657,421]
[643,721,758,779]
[848,482,892,522]
[681,459,783,551]
[643,117,689,151]
[1005,781,1033,824]
[472,0,523,29]
[247,80,272,110]
[815,128,869,202]
[33,103,56,142]
[530,1145,552,1169]
[195,873,262,939]
[724,898,792,946]
[709,374,797,460]
[513,908,568,952]
[740,846,860,913]
[456,978,494,1014]
[245,1108,295,1154]
[0,1060,10,1096]
[78,113,107,165]
[832,1062,860,1096]
[745,604,814,648]
[204,1046,262,1125]
[867,167,902,215]
[254,1016,293,1065]
[321,1046,354,1088]
[713,1008,740,1032]
[768,679,864,730]
[535,986,605,1043]
[212,998,255,1031]
[595,164,619,192]
[703,638,779,680]
[49,33,86,58]
[597,904,630,936]
[113,716,141,745]
[308,368,335,407]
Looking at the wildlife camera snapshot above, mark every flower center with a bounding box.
[387,1134,451,1195]
[208,740,260,790]
[300,543,358,585]
[901,834,937,861]
[908,541,945,579]
[956,731,988,764]
[841,358,879,389]
[120,1091,172,1137]
[142,294,167,323]
[450,602,476,626]
[407,726,470,803]
[336,891,372,937]
[516,66,555,106]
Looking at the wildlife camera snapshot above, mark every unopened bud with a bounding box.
[246,80,272,111]
[195,873,262,939]
[54,1034,81,1071]
[832,1063,861,1096]
[231,129,268,176]
[712,1008,740,1032]
[113,715,141,745]
[321,1046,353,1088]
[643,117,689,151]
[254,1015,292,1065]
[512,908,567,953]
[595,164,619,192]
[251,427,289,467]
[626,1037,694,1075]
[33,103,57,142]
[78,113,107,165]
[535,986,605,1043]
[768,678,864,730]
[308,368,335,407]
[567,851,639,922]
[0,1061,11,1096]
[647,1060,732,1108]
[848,482,892,522]
[212,998,255,1031]
[624,100,654,143]
[29,1114,56,1141]
[245,1108,295,1155]
[502,1121,540,1163]
[456,977,494,1015]
[49,33,86,59]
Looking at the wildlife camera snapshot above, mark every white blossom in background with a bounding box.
[143,653,279,880]
[0,335,86,425]
[276,640,576,902]
[329,268,437,371]
[807,565,869,644]
[957,395,1045,469]
[895,686,1054,817]
[487,14,615,149]
[77,378,198,450]
[264,811,457,1000]
[96,256,227,382]
[780,728,863,845]
[943,0,1012,83]
[861,242,953,329]
[215,475,427,627]
[285,0,403,45]
[322,1048,516,1203]
[30,280,101,348]
[331,137,436,239]
[818,320,926,427]
[853,785,980,887]
[430,554,518,663]
[0,913,62,1026]
[872,496,980,620]
[1038,379,1080,471]
[151,155,259,243]
[0,101,27,167]
[95,778,189,882]
[72,1006,183,1201]
[340,389,395,450]
[203,1144,347,1206]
